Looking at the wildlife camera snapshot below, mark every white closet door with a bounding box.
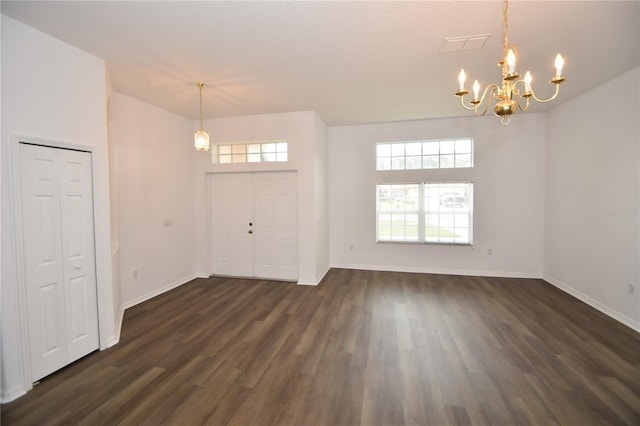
[20,143,99,382]
[209,172,298,281]
[21,144,68,381]
[59,149,99,362]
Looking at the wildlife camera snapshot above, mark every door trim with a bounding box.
[11,135,102,391]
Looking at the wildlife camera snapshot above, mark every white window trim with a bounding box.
[212,140,288,164]
[376,138,474,171]
[376,181,474,246]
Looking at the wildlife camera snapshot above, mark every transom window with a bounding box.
[376,139,473,170]
[215,141,288,164]
[376,182,473,244]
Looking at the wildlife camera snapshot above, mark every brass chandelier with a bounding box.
[455,0,565,125]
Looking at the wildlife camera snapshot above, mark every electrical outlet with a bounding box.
[628,283,636,295]
[487,248,493,255]
[133,270,138,279]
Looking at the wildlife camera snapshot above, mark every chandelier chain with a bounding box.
[503,0,509,59]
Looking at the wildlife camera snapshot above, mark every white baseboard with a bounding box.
[107,274,202,348]
[543,274,640,332]
[122,273,200,310]
[330,263,542,280]
[297,265,331,286]
[1,384,26,404]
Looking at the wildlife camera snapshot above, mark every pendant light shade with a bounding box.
[194,82,210,151]
[194,129,209,151]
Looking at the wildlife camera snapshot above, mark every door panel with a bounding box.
[20,143,99,381]
[210,174,254,277]
[20,144,68,380]
[254,172,298,280]
[59,149,99,362]
[40,282,63,355]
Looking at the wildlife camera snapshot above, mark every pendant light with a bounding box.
[194,82,210,151]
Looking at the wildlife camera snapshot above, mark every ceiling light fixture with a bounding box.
[454,0,565,125]
[194,82,210,151]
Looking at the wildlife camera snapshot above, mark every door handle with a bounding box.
[75,265,81,270]
[248,230,253,234]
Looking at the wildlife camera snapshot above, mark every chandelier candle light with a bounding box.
[454,0,565,125]
[194,82,210,151]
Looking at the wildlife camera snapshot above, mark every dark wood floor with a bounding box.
[3,269,639,425]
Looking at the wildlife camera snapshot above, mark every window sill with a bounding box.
[377,240,473,247]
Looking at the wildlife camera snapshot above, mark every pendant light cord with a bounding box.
[198,83,204,131]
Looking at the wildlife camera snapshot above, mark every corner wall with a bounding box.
[313,112,331,282]
[544,67,640,331]
[1,15,114,402]
[106,72,122,345]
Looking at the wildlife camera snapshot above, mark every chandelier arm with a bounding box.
[459,96,479,111]
[512,80,530,111]
[475,84,501,116]
[515,93,530,112]
[528,82,562,103]
[459,83,499,114]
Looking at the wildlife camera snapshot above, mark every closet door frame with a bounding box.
[11,136,104,392]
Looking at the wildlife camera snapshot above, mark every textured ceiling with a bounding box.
[2,1,639,125]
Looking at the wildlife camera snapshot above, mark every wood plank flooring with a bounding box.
[3,269,640,425]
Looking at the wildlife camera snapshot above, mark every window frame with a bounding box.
[213,140,288,164]
[376,138,474,171]
[376,181,474,246]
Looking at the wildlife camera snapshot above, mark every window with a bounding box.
[377,184,420,242]
[424,182,472,244]
[376,139,473,171]
[215,141,288,164]
[376,182,473,244]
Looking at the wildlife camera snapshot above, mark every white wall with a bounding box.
[328,113,546,277]
[544,67,640,331]
[114,94,197,307]
[193,111,330,284]
[1,15,114,401]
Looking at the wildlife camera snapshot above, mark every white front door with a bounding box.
[209,173,254,277]
[253,172,298,281]
[20,143,99,381]
[209,172,298,281]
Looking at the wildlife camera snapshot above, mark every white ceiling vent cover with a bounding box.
[441,35,491,52]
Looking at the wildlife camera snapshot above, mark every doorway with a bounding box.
[209,172,298,281]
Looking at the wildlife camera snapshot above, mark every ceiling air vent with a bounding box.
[440,35,491,53]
